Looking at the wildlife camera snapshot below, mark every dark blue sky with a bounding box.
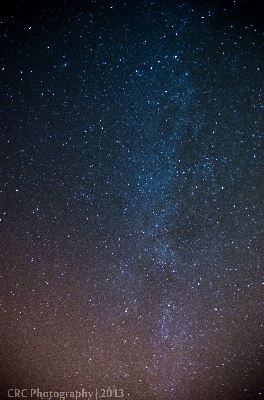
[1,1,263,399]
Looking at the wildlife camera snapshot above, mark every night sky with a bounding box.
[1,1,264,399]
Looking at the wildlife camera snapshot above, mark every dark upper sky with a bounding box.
[1,1,263,399]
